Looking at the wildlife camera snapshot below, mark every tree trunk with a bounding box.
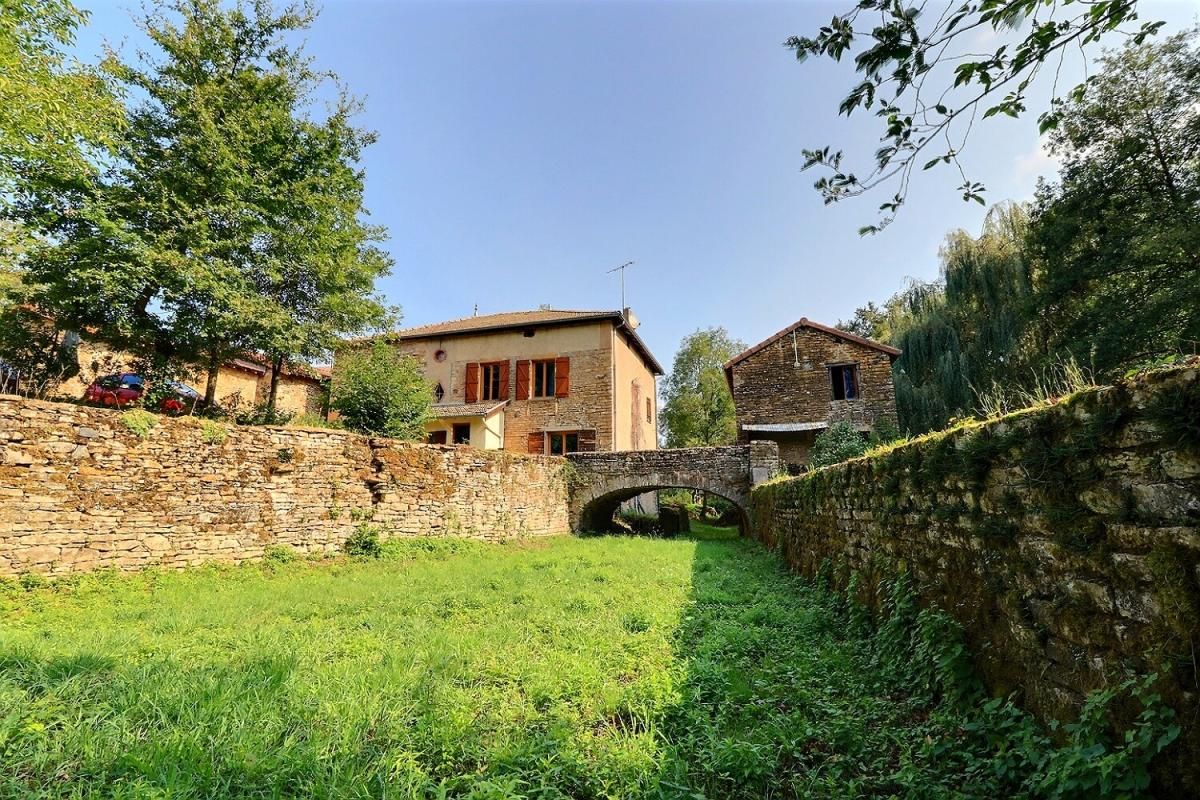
[266,354,283,418]
[204,351,220,407]
[701,490,709,519]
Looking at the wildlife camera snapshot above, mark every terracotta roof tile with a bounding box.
[394,309,622,338]
[356,308,665,375]
[428,400,508,419]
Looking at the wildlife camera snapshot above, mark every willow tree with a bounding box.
[843,202,1033,433]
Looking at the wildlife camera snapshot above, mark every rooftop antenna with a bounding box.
[606,260,635,314]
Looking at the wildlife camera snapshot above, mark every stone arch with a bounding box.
[573,479,751,533]
[565,443,778,534]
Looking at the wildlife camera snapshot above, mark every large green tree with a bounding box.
[247,95,396,416]
[24,0,393,407]
[1027,29,1200,375]
[790,0,1164,230]
[659,327,746,449]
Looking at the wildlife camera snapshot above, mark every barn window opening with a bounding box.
[433,382,444,403]
[829,364,859,400]
[646,397,652,423]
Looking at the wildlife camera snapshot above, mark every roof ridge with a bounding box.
[723,316,901,371]
[396,308,617,335]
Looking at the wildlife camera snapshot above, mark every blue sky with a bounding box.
[74,0,1200,371]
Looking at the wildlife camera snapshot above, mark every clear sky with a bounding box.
[73,0,1200,372]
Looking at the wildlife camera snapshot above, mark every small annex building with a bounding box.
[723,317,900,472]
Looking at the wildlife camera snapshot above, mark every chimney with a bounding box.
[623,307,639,330]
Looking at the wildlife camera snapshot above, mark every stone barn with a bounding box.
[723,317,900,472]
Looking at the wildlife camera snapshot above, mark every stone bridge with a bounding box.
[565,442,780,532]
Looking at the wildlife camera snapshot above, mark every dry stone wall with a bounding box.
[0,396,569,575]
[750,366,1200,795]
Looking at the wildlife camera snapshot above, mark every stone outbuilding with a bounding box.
[723,317,900,472]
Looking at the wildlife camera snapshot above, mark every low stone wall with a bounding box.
[749,366,1200,794]
[0,396,569,575]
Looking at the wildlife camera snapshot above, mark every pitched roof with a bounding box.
[363,308,665,375]
[723,317,901,371]
[395,309,623,338]
[428,400,508,419]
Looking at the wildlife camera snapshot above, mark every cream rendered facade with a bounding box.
[380,311,661,456]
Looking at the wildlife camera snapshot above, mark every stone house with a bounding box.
[723,317,900,471]
[359,308,663,455]
[56,344,329,417]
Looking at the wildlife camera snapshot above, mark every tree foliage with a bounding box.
[659,327,746,448]
[330,342,431,440]
[791,0,1164,231]
[0,0,122,203]
[1027,29,1200,375]
[842,202,1033,433]
[19,0,393,407]
[841,24,1200,434]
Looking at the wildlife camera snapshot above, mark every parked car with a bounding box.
[84,373,201,414]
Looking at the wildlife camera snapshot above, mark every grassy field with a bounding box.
[0,527,1162,799]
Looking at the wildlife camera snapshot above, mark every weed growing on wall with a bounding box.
[342,523,381,557]
[199,420,227,445]
[120,409,158,438]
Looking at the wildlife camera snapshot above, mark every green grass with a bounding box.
[0,532,1166,798]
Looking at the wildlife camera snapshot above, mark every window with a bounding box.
[433,382,445,403]
[428,430,447,445]
[829,364,859,401]
[548,431,579,455]
[480,362,504,401]
[452,423,471,445]
[532,359,556,398]
[646,397,653,423]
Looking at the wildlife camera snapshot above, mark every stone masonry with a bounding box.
[749,366,1200,796]
[727,322,899,469]
[0,395,569,575]
[567,441,779,531]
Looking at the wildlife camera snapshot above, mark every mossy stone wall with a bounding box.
[750,366,1200,794]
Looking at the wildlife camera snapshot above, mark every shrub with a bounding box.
[290,413,341,430]
[200,419,227,445]
[233,403,295,427]
[120,409,158,438]
[330,341,431,439]
[809,421,868,468]
[343,523,382,558]
[262,544,296,564]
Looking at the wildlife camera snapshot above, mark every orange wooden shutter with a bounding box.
[498,361,510,400]
[464,362,479,404]
[577,429,597,452]
[554,357,570,398]
[527,431,544,454]
[515,360,530,400]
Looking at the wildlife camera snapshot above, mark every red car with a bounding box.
[84,373,201,414]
